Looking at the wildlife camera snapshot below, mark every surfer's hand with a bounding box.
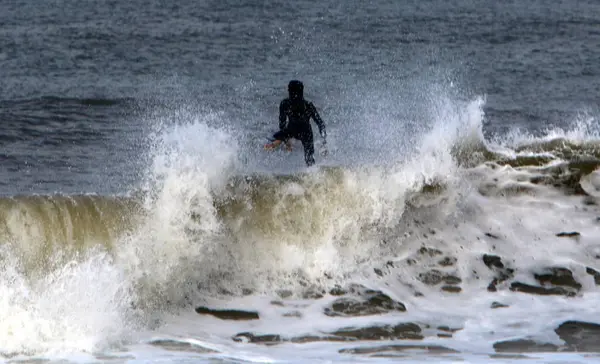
[320,142,328,156]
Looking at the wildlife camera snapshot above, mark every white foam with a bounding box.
[502,114,600,149]
[116,115,240,306]
[580,169,600,197]
[0,248,134,357]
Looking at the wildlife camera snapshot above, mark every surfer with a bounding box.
[264,80,327,166]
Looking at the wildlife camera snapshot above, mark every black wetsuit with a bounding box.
[273,98,326,166]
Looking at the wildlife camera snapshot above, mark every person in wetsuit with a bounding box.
[264,80,327,166]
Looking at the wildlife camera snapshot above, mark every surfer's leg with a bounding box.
[300,131,315,166]
[273,130,291,140]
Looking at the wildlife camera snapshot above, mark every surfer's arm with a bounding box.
[308,102,326,140]
[279,100,288,130]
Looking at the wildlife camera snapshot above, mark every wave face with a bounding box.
[2,94,600,360]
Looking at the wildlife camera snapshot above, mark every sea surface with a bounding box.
[1,0,600,363]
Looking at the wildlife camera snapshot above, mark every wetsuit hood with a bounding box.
[288,80,304,100]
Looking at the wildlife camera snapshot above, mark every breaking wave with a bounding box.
[2,94,600,358]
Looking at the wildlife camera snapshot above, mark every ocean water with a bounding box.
[1,0,600,362]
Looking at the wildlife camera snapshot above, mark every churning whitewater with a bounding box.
[2,95,600,362]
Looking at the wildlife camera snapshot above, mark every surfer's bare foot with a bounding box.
[264,140,282,150]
